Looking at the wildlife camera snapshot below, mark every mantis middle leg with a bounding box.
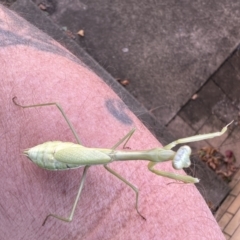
[105,128,146,219]
[104,164,146,220]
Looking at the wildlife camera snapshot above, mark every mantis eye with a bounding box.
[173,146,192,170]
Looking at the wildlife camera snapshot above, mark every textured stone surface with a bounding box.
[47,0,240,126]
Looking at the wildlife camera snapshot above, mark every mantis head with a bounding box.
[172,145,192,170]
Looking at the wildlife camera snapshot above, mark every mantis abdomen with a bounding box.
[24,141,112,170]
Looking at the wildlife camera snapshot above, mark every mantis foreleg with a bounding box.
[148,162,199,183]
[164,121,233,150]
[148,122,232,183]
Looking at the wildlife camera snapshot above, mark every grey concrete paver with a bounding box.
[47,0,240,126]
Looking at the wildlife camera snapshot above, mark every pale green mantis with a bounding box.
[12,97,232,225]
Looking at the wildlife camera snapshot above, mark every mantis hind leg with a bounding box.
[42,166,90,225]
[12,97,81,144]
[104,164,146,220]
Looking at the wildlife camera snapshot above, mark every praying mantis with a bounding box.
[12,97,232,225]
